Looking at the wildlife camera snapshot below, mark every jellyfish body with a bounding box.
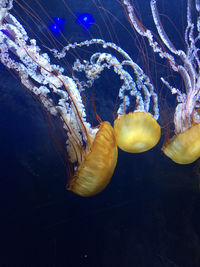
[162,124,200,164]
[68,121,118,197]
[114,112,161,153]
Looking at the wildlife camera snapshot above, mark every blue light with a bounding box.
[75,13,95,29]
[48,17,65,35]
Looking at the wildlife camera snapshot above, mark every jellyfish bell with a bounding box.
[162,123,200,164]
[68,121,118,197]
[162,101,200,164]
[114,112,161,153]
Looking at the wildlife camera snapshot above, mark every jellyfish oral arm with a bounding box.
[49,38,159,120]
[150,0,200,133]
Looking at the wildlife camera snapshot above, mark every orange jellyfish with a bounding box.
[0,0,118,197]
[123,0,200,164]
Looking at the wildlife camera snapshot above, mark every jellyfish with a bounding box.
[0,0,118,197]
[123,0,200,164]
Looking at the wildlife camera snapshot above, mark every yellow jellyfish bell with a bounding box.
[162,123,200,164]
[114,112,161,153]
[68,121,118,197]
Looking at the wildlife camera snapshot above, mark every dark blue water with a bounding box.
[0,1,200,266]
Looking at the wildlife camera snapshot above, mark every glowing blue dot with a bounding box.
[75,13,95,29]
[48,17,65,35]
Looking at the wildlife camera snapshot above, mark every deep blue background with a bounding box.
[0,1,200,266]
